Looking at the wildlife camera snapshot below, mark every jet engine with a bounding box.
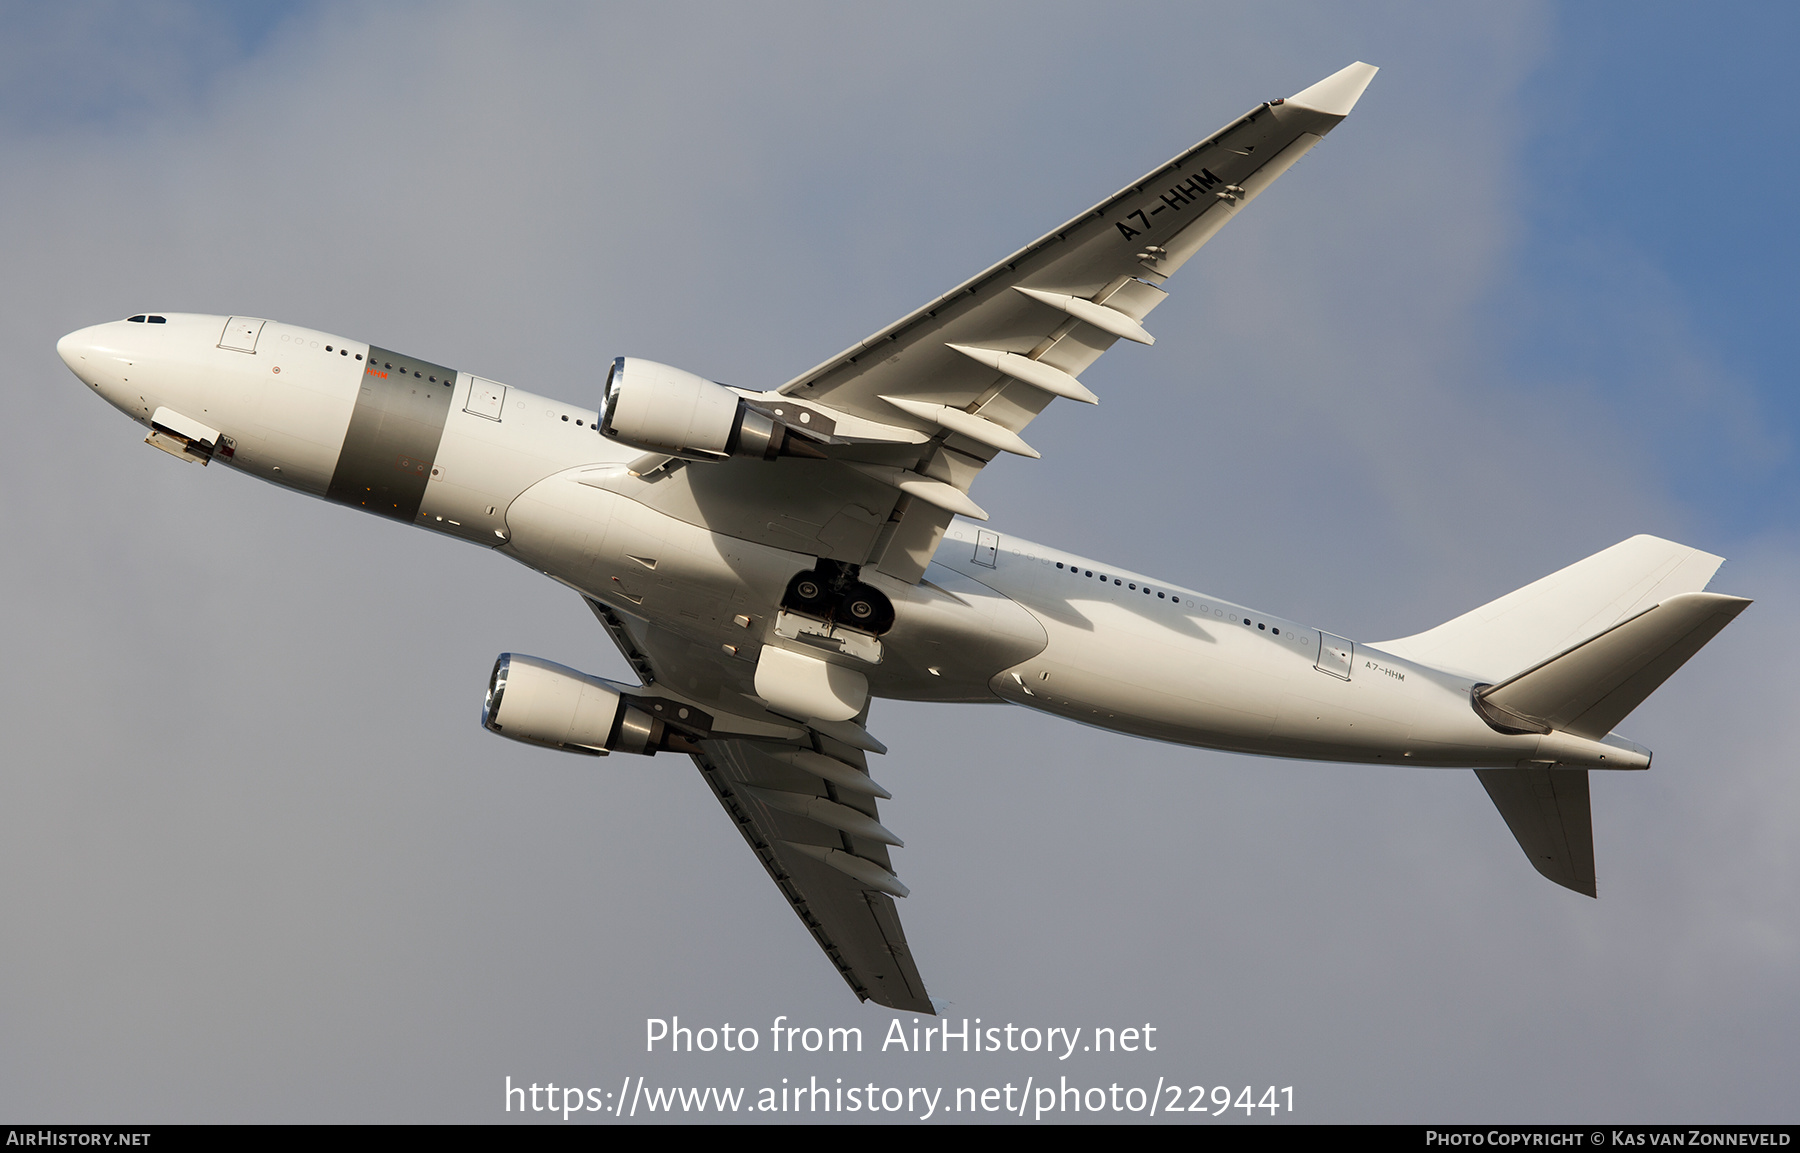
[481,653,705,756]
[599,357,825,461]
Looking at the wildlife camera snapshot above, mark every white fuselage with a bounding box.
[57,313,1644,772]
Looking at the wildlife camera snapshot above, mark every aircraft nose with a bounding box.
[57,326,100,375]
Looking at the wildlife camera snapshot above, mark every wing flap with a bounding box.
[697,738,931,1011]
[584,594,932,1010]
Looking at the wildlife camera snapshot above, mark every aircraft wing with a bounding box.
[584,597,932,1012]
[767,63,1377,572]
[562,67,1379,1005]
[694,736,931,1012]
[588,62,1377,584]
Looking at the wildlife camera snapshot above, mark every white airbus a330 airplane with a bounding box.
[58,63,1747,1013]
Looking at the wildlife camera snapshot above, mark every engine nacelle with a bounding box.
[599,356,821,461]
[481,653,667,756]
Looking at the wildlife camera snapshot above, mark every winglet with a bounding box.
[1287,61,1379,117]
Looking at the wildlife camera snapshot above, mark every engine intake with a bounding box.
[600,357,824,461]
[481,653,707,756]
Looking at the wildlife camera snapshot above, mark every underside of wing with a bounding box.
[751,63,1378,579]
[781,64,1380,419]
[587,63,1377,585]
[584,597,931,1011]
[693,737,930,1012]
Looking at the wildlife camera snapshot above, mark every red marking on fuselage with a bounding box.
[366,368,388,378]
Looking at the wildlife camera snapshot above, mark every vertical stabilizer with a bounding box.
[1378,536,1724,681]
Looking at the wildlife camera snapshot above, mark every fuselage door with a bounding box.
[973,529,999,567]
[464,376,507,421]
[218,317,266,353]
[1316,632,1353,680]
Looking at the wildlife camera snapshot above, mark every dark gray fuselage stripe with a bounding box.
[326,345,457,522]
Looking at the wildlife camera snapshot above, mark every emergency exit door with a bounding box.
[1316,632,1353,680]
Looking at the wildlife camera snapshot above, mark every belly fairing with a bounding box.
[501,471,1048,705]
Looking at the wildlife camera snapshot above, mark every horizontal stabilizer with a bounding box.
[1477,592,1750,740]
[1475,768,1596,897]
[1379,535,1725,681]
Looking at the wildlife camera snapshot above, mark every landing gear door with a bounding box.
[973,530,999,568]
[1316,632,1353,680]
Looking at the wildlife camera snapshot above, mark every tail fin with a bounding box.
[1378,535,1725,682]
[1470,591,1748,898]
[1386,537,1749,899]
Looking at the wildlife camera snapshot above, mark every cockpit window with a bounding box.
[148,315,166,323]
[127,315,146,322]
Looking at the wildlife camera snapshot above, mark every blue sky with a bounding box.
[1512,3,1799,535]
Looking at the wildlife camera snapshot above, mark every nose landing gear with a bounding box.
[781,560,894,635]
